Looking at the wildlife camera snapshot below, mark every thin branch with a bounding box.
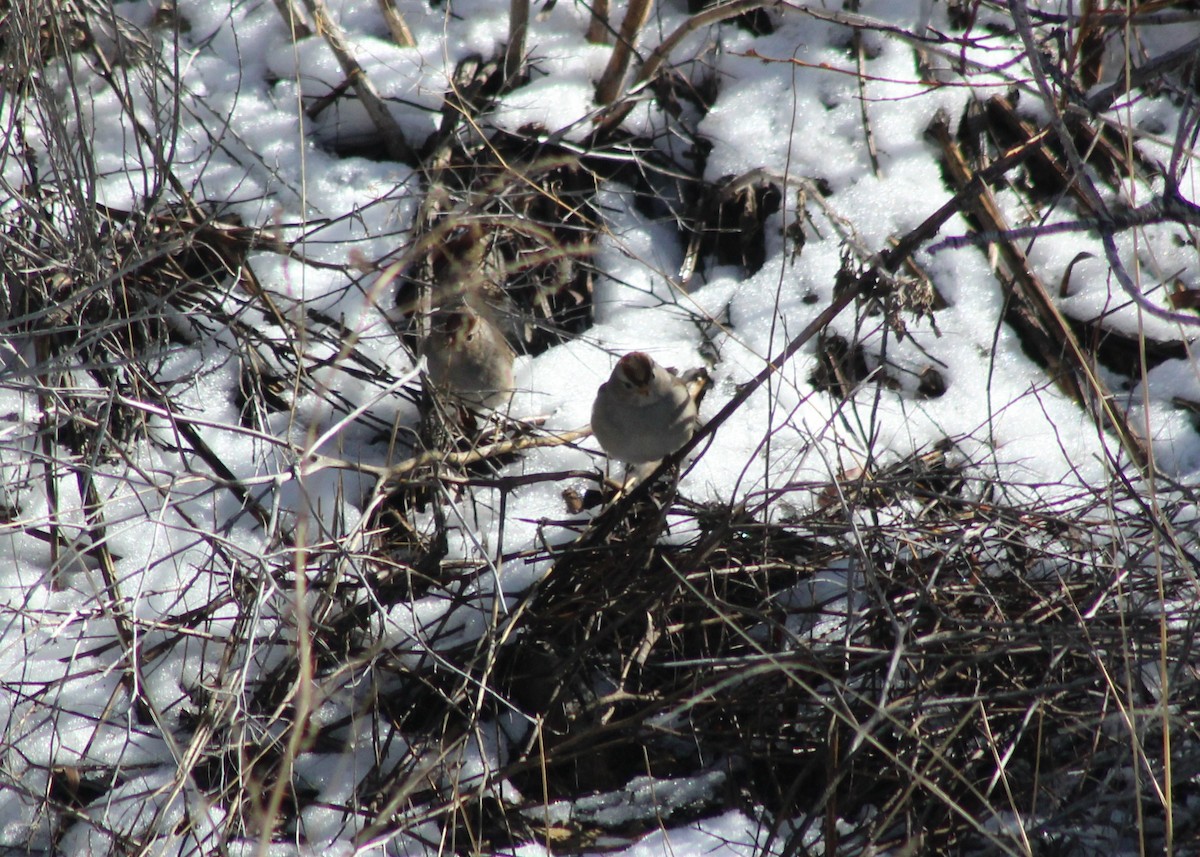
[505,0,530,85]
[595,0,779,135]
[376,0,415,47]
[303,426,594,483]
[1084,36,1200,114]
[586,0,611,45]
[300,0,414,162]
[594,0,654,106]
[928,199,1200,254]
[271,0,312,40]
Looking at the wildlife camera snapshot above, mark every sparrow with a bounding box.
[590,352,703,465]
[422,305,516,410]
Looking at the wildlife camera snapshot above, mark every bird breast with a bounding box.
[591,379,696,463]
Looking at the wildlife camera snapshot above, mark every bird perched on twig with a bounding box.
[590,351,706,469]
[422,304,516,411]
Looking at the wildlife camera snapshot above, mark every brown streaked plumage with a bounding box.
[423,306,515,410]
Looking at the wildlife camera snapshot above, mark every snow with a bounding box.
[1,0,1198,853]
[508,809,779,857]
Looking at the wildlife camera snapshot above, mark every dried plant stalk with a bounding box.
[594,0,654,106]
[505,0,530,82]
[300,0,414,161]
[595,0,778,134]
[586,0,611,44]
[376,0,415,47]
[271,0,312,40]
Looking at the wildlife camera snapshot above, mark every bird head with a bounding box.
[433,308,480,347]
[614,352,656,398]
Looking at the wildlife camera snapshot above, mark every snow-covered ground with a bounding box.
[1,1,1198,854]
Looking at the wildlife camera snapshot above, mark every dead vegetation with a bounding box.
[1,1,1200,855]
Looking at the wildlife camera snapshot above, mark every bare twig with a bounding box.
[271,0,312,41]
[375,0,415,47]
[846,0,881,177]
[300,0,414,161]
[505,0,530,85]
[1085,36,1200,114]
[303,426,594,483]
[594,0,654,106]
[596,0,779,135]
[586,0,612,45]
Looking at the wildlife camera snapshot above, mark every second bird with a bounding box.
[423,305,516,411]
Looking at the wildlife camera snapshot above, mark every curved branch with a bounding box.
[594,0,780,137]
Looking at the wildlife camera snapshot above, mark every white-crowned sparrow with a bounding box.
[422,305,516,410]
[590,352,701,464]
